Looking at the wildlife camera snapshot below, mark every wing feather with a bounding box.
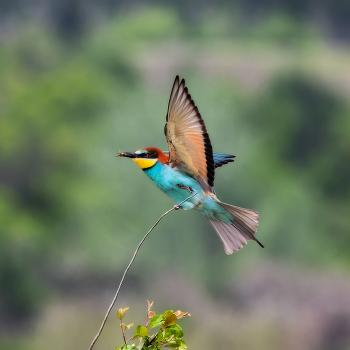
[164,76,215,190]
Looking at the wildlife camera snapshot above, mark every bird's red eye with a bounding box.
[144,153,149,157]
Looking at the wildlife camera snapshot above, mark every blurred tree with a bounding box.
[1,7,349,340]
[1,0,350,40]
[0,26,136,326]
[250,72,350,198]
[246,72,350,263]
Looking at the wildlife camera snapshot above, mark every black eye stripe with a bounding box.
[138,153,157,158]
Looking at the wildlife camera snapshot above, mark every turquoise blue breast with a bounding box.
[143,162,202,210]
[143,162,232,224]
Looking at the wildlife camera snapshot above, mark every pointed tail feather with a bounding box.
[207,218,247,254]
[207,202,263,255]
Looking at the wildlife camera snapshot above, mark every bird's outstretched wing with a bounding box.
[164,76,215,192]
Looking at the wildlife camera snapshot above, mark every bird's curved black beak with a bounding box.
[117,152,136,158]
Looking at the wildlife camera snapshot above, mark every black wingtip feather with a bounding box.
[187,92,215,188]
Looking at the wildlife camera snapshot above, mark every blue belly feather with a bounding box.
[143,161,232,223]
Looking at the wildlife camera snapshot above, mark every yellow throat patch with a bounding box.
[133,158,158,170]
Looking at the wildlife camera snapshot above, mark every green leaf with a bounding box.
[148,345,161,350]
[156,329,164,343]
[133,325,149,339]
[149,315,164,328]
[163,310,174,318]
[163,310,177,327]
[117,307,129,320]
[164,324,183,339]
[164,314,177,327]
[179,340,188,350]
[165,338,182,349]
[120,344,137,350]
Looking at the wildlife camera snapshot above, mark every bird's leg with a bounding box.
[174,184,194,210]
[176,183,194,193]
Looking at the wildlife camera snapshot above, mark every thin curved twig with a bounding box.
[88,192,198,350]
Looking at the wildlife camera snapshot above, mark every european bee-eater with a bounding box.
[118,76,263,254]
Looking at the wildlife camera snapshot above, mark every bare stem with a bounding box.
[88,192,198,350]
[126,336,133,344]
[120,319,126,344]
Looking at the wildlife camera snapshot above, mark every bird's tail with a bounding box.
[207,202,263,255]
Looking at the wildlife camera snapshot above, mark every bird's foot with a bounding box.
[176,183,194,193]
[174,204,183,210]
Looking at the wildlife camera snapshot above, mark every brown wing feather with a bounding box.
[164,76,215,190]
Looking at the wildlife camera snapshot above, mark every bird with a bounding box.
[118,76,263,254]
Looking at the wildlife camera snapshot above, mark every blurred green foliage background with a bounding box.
[1,1,350,349]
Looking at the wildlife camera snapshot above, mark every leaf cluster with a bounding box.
[115,301,190,350]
